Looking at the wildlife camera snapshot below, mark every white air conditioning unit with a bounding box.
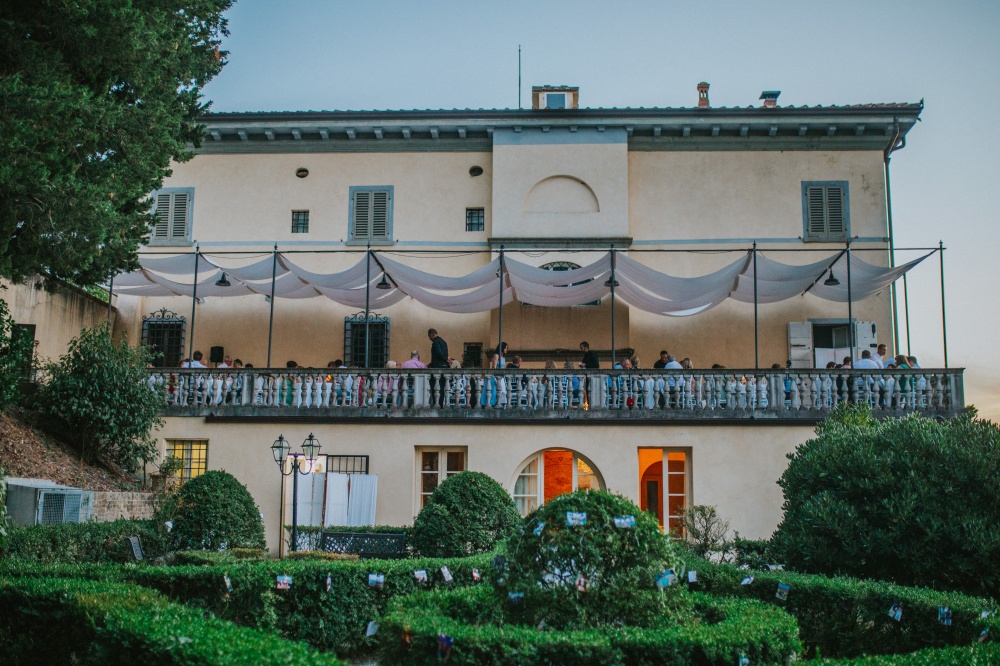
[4,479,93,526]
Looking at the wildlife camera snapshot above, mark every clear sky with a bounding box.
[201,0,1000,419]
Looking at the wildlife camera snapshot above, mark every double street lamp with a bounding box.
[271,433,322,553]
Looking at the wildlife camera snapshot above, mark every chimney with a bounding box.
[759,90,781,108]
[697,82,710,108]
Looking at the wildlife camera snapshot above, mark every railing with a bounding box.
[148,367,965,421]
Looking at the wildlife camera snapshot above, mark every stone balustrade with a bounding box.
[148,367,965,421]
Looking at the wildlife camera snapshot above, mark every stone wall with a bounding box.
[91,491,157,522]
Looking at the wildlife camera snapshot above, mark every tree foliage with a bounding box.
[0,0,231,284]
[771,403,1000,598]
[158,470,266,551]
[0,297,33,410]
[411,471,521,557]
[36,326,164,472]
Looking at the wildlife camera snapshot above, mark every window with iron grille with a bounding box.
[141,309,186,368]
[326,455,370,474]
[343,312,390,368]
[465,208,485,232]
[291,210,309,233]
[802,182,849,242]
[151,188,194,245]
[168,440,208,482]
[349,186,393,244]
[462,342,483,368]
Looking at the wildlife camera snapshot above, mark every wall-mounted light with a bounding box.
[295,168,309,178]
[469,166,484,177]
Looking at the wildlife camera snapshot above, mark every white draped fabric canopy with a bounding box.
[109,249,931,316]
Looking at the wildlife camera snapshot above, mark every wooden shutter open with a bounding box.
[154,193,171,238]
[806,186,827,237]
[825,187,845,236]
[371,190,388,239]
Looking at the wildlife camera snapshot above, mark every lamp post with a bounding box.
[270,433,322,554]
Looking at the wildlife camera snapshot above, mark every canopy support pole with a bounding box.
[846,242,854,359]
[610,246,617,367]
[752,242,759,370]
[497,245,505,363]
[885,154,901,352]
[939,241,948,368]
[364,244,372,369]
[106,273,114,324]
[266,244,277,368]
[903,273,911,356]
[187,246,199,364]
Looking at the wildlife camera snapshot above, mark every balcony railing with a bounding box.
[149,367,965,421]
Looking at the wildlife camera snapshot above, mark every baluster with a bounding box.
[292,376,303,408]
[213,375,224,405]
[790,376,801,410]
[736,377,747,409]
[713,375,725,410]
[302,375,313,408]
[758,375,769,409]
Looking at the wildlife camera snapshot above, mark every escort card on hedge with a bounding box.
[980,628,990,643]
[614,515,636,528]
[740,575,754,586]
[688,571,697,584]
[472,568,481,582]
[223,574,232,593]
[938,606,952,626]
[276,575,292,591]
[441,566,453,583]
[413,569,428,584]
[437,634,453,660]
[566,511,587,526]
[368,573,385,589]
[366,621,380,637]
[738,655,750,666]
[888,602,902,622]
[325,573,332,593]
[508,591,525,611]
[656,570,677,589]
[775,583,790,601]
[533,521,546,536]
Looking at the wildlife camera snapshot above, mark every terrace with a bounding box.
[150,366,965,422]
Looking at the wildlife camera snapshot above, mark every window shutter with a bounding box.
[354,190,372,239]
[806,187,827,237]
[371,190,388,239]
[154,193,171,238]
[825,187,845,236]
[170,192,189,239]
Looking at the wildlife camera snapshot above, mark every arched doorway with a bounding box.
[511,449,603,516]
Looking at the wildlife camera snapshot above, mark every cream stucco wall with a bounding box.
[1,277,116,362]
[156,417,809,554]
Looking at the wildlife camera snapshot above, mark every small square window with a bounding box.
[168,440,208,482]
[545,93,566,109]
[465,208,485,232]
[291,210,309,234]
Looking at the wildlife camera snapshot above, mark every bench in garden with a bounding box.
[320,531,408,559]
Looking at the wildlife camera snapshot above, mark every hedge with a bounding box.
[823,643,1000,665]
[0,576,344,665]
[1,519,170,564]
[691,561,999,660]
[380,586,802,666]
[0,553,493,655]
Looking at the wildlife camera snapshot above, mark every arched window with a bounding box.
[521,262,600,308]
[511,449,603,516]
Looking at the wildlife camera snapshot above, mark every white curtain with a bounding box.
[294,472,326,527]
[323,473,350,526]
[346,474,378,527]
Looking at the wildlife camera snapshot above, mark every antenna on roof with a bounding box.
[518,45,522,110]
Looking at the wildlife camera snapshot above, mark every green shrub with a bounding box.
[732,536,773,570]
[173,548,267,566]
[159,470,266,551]
[380,586,802,666]
[503,490,688,629]
[690,560,999,660]
[35,325,164,472]
[0,553,493,655]
[771,405,1000,599]
[412,471,520,557]
[1,519,170,563]
[0,576,344,665]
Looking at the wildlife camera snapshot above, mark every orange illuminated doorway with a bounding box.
[512,449,601,516]
[638,449,689,534]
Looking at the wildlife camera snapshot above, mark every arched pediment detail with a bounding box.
[523,176,600,213]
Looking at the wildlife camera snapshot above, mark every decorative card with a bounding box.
[223,574,232,593]
[276,574,292,590]
[441,566,453,583]
[566,511,587,527]
[938,606,952,626]
[614,515,636,528]
[775,583,790,601]
[413,569,428,584]
[888,602,902,622]
[368,573,385,589]
[740,575,754,586]
[533,521,546,536]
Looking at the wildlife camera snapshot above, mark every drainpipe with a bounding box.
[884,118,904,354]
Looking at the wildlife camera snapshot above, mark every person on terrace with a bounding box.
[402,350,427,369]
[490,341,509,369]
[181,351,206,368]
[427,328,449,369]
[579,341,600,369]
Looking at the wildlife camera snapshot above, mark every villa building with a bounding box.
[15,84,962,554]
